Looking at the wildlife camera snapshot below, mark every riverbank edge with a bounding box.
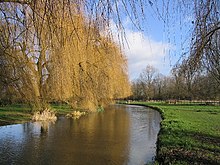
[0,104,73,126]
[0,104,103,126]
[0,113,61,126]
[123,102,220,165]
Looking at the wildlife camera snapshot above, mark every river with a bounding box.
[0,104,161,165]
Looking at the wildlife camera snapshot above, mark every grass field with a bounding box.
[130,102,220,164]
[0,103,73,126]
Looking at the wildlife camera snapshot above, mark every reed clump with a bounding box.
[66,111,87,119]
[32,108,57,122]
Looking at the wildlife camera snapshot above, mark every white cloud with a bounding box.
[124,30,173,79]
[108,20,174,80]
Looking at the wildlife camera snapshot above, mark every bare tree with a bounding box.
[138,65,158,100]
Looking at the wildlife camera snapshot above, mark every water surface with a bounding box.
[0,105,161,165]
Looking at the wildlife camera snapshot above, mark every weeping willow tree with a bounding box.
[0,1,131,112]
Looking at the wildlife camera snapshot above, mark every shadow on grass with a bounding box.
[157,129,220,165]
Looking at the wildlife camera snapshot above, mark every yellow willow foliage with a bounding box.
[105,43,131,99]
[46,11,131,110]
[47,15,86,100]
[54,2,127,107]
[0,1,131,111]
[83,34,131,106]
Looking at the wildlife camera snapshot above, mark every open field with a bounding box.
[130,101,220,164]
[0,104,73,126]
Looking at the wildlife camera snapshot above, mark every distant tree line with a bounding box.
[131,65,220,101]
[132,0,220,101]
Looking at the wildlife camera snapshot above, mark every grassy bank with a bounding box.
[131,102,220,164]
[0,104,73,126]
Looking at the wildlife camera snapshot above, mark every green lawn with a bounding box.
[0,104,32,125]
[130,102,220,165]
[51,104,74,115]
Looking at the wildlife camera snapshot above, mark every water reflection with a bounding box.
[126,105,161,164]
[0,105,161,165]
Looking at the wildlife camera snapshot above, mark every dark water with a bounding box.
[0,105,161,165]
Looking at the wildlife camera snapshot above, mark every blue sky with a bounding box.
[109,1,193,80]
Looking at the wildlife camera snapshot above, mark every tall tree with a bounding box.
[0,1,131,112]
